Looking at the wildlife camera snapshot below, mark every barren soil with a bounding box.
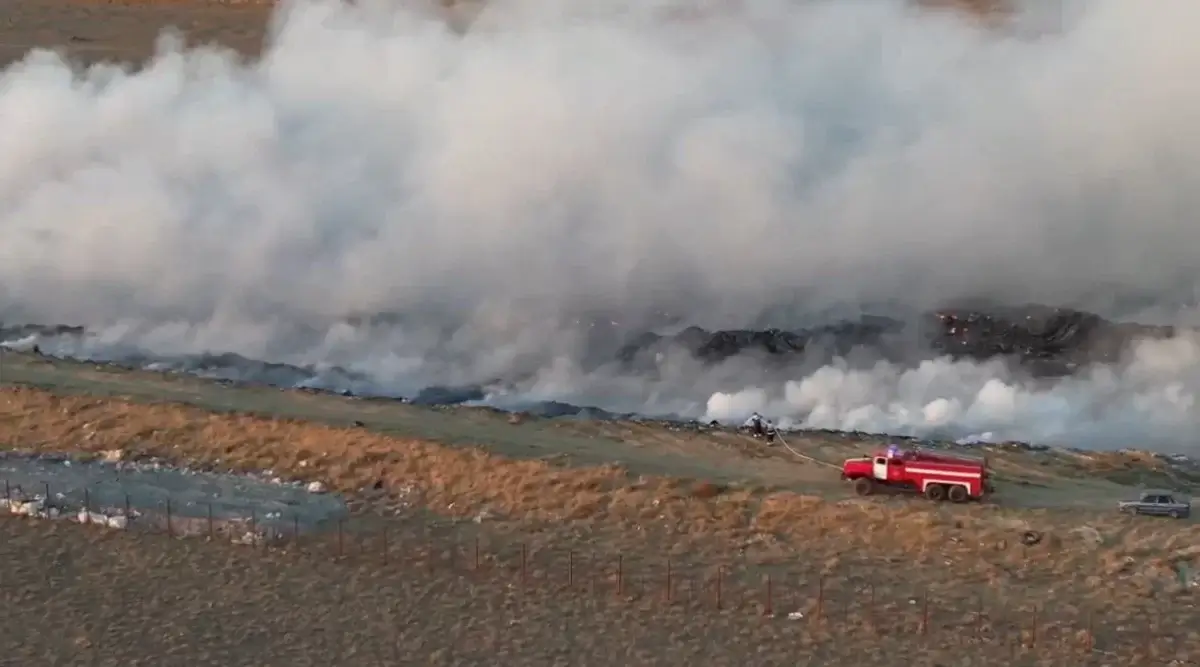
[0,514,1138,667]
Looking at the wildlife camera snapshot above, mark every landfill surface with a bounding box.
[0,304,1179,420]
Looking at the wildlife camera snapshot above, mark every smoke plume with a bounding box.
[3,0,1200,450]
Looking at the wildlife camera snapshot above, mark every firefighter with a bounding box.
[743,412,767,437]
[742,413,778,443]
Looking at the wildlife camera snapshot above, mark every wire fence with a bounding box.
[1,477,1196,665]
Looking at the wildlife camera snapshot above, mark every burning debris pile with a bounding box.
[615,315,906,365]
[0,304,1186,418]
[927,305,1175,374]
[616,305,1179,377]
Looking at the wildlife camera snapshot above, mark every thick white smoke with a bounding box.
[705,334,1200,450]
[3,0,1200,449]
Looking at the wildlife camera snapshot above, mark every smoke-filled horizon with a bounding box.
[4,0,1200,450]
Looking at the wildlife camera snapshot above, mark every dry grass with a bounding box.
[6,514,1160,667]
[0,506,1189,666]
[3,384,1200,625]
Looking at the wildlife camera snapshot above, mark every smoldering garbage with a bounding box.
[614,304,1175,377]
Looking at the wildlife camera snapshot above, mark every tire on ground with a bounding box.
[947,484,969,503]
[854,477,875,496]
[925,483,947,502]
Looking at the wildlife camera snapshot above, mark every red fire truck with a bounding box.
[841,447,992,503]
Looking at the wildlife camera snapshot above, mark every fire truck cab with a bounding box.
[841,446,991,503]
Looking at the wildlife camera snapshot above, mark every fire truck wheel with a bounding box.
[947,485,969,504]
[853,478,875,496]
[924,484,947,502]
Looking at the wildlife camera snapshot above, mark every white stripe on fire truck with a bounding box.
[905,468,981,478]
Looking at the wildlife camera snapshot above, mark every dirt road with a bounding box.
[2,348,1187,517]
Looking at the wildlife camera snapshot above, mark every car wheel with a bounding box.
[1170,510,1182,519]
[925,484,947,502]
[854,478,875,496]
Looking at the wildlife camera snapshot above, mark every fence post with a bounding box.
[868,580,878,628]
[337,518,344,559]
[976,595,984,640]
[568,550,575,590]
[124,494,130,520]
[764,574,773,617]
[664,559,671,604]
[292,514,300,546]
[521,543,528,590]
[84,487,90,514]
[816,576,825,622]
[616,554,623,598]
[165,498,173,538]
[473,537,480,572]
[920,590,929,635]
[4,479,8,500]
[207,503,214,540]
